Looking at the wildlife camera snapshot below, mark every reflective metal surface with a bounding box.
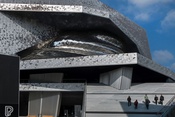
[0,0,151,59]
[18,31,125,59]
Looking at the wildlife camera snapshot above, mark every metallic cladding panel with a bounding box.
[108,9,151,59]
[20,83,85,91]
[137,54,175,81]
[20,53,175,80]
[0,0,102,6]
[0,12,56,55]
[0,0,151,59]
[20,53,138,70]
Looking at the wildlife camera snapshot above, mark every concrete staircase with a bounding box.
[84,83,175,117]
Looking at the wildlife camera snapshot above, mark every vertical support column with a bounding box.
[100,67,133,90]
[74,105,81,117]
[28,92,42,116]
[55,93,62,117]
[0,54,19,117]
[28,73,63,117]
[42,92,62,117]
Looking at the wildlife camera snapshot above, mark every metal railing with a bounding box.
[158,95,175,117]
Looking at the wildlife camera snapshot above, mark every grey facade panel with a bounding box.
[0,0,152,59]
[137,54,175,81]
[20,53,175,80]
[20,53,138,70]
[0,0,101,6]
[109,11,151,59]
[0,12,56,55]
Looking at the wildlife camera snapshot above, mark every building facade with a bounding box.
[0,0,175,117]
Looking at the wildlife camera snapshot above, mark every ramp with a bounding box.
[85,83,175,117]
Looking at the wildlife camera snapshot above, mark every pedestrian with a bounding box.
[145,98,150,109]
[160,94,164,105]
[134,100,138,109]
[127,96,131,106]
[154,95,158,105]
[144,94,148,102]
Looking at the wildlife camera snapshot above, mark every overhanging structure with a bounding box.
[20,53,175,80]
[0,0,151,59]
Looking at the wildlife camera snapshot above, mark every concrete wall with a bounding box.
[28,73,63,117]
[28,92,41,115]
[42,92,61,116]
[100,67,133,90]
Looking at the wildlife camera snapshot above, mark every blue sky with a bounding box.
[100,0,175,72]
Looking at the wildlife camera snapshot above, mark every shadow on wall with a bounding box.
[119,101,169,117]
[166,105,175,117]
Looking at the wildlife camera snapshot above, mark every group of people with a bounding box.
[153,94,164,105]
[127,96,139,109]
[127,94,164,109]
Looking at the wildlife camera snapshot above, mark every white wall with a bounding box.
[100,67,133,90]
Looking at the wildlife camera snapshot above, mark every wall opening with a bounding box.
[59,92,83,117]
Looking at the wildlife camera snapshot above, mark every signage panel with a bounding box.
[0,55,19,117]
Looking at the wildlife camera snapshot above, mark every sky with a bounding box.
[100,0,175,72]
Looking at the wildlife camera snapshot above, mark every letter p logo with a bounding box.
[5,106,14,117]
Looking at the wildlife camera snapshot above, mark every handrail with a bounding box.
[158,95,175,117]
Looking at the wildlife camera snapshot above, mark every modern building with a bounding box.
[0,0,175,117]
